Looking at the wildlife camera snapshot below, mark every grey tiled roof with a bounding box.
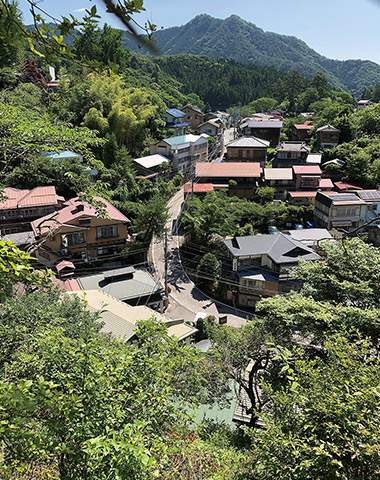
[224,233,320,264]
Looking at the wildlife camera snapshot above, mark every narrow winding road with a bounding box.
[151,188,253,327]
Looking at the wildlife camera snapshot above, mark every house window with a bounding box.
[79,218,91,225]
[62,232,85,246]
[98,246,118,256]
[96,225,118,239]
[238,149,243,157]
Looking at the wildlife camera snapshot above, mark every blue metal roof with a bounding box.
[165,122,189,128]
[166,108,186,118]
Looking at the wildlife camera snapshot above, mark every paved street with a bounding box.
[151,188,253,328]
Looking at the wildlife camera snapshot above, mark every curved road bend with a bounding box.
[151,188,254,328]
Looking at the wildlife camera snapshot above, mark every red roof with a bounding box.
[184,183,214,193]
[294,123,314,130]
[196,162,262,178]
[319,178,334,189]
[293,165,322,175]
[32,196,130,236]
[0,186,62,210]
[334,181,363,191]
[56,260,75,273]
[289,191,317,198]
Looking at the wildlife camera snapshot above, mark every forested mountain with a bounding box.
[122,14,380,97]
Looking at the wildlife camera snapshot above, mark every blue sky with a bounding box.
[18,0,380,64]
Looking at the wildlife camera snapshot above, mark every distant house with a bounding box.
[0,186,65,235]
[292,165,322,190]
[356,190,380,225]
[68,289,197,343]
[133,154,170,178]
[77,266,164,310]
[184,183,214,196]
[264,168,294,199]
[240,116,283,147]
[316,125,340,148]
[273,141,310,168]
[150,134,208,172]
[319,178,334,191]
[314,192,367,230]
[357,99,373,111]
[180,105,204,130]
[223,233,320,307]
[195,162,262,198]
[164,108,188,135]
[199,119,223,137]
[306,153,322,165]
[31,196,131,266]
[292,120,314,141]
[225,136,270,167]
[282,228,333,248]
[334,181,363,193]
[288,191,317,206]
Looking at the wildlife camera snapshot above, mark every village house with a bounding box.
[163,108,188,135]
[355,190,380,225]
[357,99,373,111]
[225,136,270,168]
[288,191,317,206]
[316,124,340,148]
[67,289,197,344]
[239,115,283,147]
[273,141,310,168]
[195,162,262,198]
[180,105,204,130]
[306,153,322,165]
[199,119,223,137]
[263,168,294,199]
[0,186,65,235]
[223,233,320,307]
[292,165,322,190]
[314,192,367,230]
[31,196,131,267]
[282,228,333,248]
[77,266,164,311]
[150,134,208,172]
[334,181,363,193]
[292,120,314,141]
[133,153,170,179]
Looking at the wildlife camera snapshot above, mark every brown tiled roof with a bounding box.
[196,162,262,178]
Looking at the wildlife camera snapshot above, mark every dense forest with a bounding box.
[122,13,380,97]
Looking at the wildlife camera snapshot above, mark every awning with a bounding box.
[331,220,352,227]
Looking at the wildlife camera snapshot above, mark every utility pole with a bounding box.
[164,228,168,309]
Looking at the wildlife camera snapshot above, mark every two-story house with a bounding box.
[196,162,262,198]
[224,233,320,307]
[163,108,188,135]
[355,190,380,225]
[133,154,170,178]
[225,137,270,168]
[273,141,310,168]
[357,99,373,111]
[292,165,322,190]
[316,125,340,148]
[240,116,283,147]
[313,192,367,230]
[199,119,223,137]
[0,186,65,235]
[180,105,204,130]
[263,168,294,199]
[31,197,131,266]
[292,120,314,141]
[150,134,208,172]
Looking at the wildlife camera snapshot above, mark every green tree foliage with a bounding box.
[0,0,25,68]
[133,195,169,242]
[252,332,380,480]
[196,253,220,288]
[357,101,380,134]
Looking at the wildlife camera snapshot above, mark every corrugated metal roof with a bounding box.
[316,124,340,132]
[356,190,380,202]
[133,154,169,170]
[289,191,317,197]
[163,134,207,146]
[184,183,214,193]
[319,178,333,188]
[196,162,261,178]
[264,168,293,180]
[293,165,322,175]
[334,181,363,191]
[247,120,283,128]
[166,108,186,118]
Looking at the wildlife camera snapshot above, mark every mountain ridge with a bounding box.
[122,14,380,97]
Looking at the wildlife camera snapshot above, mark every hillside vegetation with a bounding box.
[122,14,380,97]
